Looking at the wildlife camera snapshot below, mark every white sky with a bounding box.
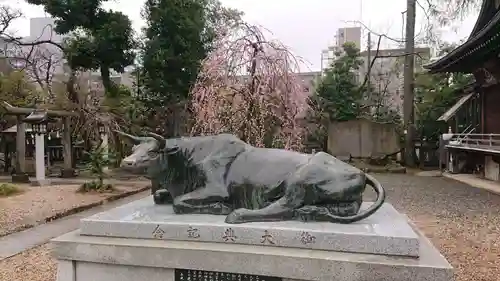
[6,0,479,71]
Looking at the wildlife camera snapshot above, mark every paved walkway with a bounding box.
[442,172,500,196]
[0,175,149,186]
[0,190,150,261]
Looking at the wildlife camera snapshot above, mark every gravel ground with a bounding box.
[366,174,500,281]
[0,182,148,236]
[0,244,56,281]
[0,174,499,281]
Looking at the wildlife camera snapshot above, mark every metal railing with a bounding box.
[456,124,476,142]
[447,133,500,152]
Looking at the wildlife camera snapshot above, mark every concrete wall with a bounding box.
[327,119,400,158]
[484,156,500,181]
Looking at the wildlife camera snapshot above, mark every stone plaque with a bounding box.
[174,269,282,281]
[81,198,421,257]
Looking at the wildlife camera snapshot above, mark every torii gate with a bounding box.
[1,102,78,183]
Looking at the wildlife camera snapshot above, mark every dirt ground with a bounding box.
[0,174,499,281]
[0,182,148,236]
[0,244,56,281]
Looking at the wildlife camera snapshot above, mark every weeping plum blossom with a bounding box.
[190,23,309,150]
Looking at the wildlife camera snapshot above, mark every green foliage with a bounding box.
[0,71,39,108]
[306,43,364,149]
[414,41,474,142]
[0,183,22,197]
[27,0,137,96]
[139,0,242,137]
[26,0,103,33]
[77,181,114,193]
[0,71,40,125]
[313,42,364,122]
[414,71,473,141]
[102,85,149,131]
[79,144,114,192]
[372,106,403,125]
[140,0,215,107]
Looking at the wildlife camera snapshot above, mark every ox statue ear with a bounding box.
[146,132,166,149]
[114,130,144,145]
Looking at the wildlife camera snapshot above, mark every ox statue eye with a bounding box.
[167,146,179,154]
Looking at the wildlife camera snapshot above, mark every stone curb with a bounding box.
[442,172,500,196]
[359,167,407,174]
[0,176,149,186]
[0,185,151,238]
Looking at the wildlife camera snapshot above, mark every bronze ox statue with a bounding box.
[116,131,385,224]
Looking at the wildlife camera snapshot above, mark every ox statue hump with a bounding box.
[116,131,386,224]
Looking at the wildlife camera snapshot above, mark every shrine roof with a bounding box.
[425,0,500,73]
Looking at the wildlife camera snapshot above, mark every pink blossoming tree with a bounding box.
[190,23,309,150]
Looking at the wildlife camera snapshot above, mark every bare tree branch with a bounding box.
[347,20,406,43]
[0,6,21,36]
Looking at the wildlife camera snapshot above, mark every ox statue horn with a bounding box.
[146,132,166,149]
[114,130,145,145]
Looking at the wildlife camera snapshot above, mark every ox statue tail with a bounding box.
[324,174,386,224]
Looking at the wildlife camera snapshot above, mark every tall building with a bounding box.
[358,47,431,114]
[29,17,63,42]
[321,26,362,72]
[26,17,66,76]
[0,17,133,92]
[320,27,431,115]
[336,27,361,49]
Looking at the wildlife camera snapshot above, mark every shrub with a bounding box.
[77,181,114,193]
[78,143,115,193]
[0,183,22,197]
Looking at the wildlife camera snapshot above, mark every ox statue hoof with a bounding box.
[153,189,172,205]
[294,206,324,222]
[225,208,249,224]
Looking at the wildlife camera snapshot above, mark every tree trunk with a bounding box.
[100,66,112,95]
[66,69,79,104]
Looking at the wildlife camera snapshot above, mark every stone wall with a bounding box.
[327,119,400,158]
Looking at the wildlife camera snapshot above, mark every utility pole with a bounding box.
[320,51,324,75]
[403,0,416,167]
[366,32,371,98]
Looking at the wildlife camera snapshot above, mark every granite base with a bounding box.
[52,197,453,281]
[30,179,52,186]
[52,226,453,281]
[60,168,76,178]
[80,198,420,257]
[11,173,30,183]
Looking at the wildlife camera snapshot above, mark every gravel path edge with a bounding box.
[0,185,151,238]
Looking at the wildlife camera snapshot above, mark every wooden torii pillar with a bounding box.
[1,102,79,180]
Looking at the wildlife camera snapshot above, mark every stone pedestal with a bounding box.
[13,117,29,184]
[52,198,453,281]
[60,168,76,178]
[11,173,30,183]
[31,178,52,186]
[101,133,109,172]
[31,133,49,186]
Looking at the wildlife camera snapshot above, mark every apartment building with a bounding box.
[320,26,430,114]
[0,17,133,93]
[358,47,431,113]
[321,27,362,72]
[337,27,362,49]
